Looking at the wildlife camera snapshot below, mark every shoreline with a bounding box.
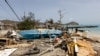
[86,32,100,43]
[88,31,100,37]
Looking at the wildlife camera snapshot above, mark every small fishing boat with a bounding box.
[49,29,62,37]
[18,29,62,39]
[38,29,49,38]
[18,29,40,39]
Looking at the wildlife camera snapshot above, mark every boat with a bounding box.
[49,29,62,37]
[18,29,40,39]
[18,29,62,39]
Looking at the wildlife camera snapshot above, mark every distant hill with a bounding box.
[66,21,79,25]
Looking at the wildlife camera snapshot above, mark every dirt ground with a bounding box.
[10,38,66,56]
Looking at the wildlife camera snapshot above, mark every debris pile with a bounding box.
[77,40,96,56]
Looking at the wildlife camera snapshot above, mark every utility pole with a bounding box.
[23,12,26,19]
[58,10,62,24]
[58,10,66,24]
[5,0,20,21]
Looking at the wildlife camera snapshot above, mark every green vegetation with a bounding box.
[17,12,35,30]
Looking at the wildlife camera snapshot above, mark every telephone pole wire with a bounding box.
[5,0,20,21]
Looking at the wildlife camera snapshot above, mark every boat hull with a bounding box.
[18,29,62,39]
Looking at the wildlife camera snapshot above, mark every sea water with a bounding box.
[89,25,100,34]
[79,25,100,37]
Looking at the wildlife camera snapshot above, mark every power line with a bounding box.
[5,0,21,21]
[0,2,12,17]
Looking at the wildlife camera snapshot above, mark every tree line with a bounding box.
[17,12,56,30]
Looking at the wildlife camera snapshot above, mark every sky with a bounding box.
[0,0,100,25]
